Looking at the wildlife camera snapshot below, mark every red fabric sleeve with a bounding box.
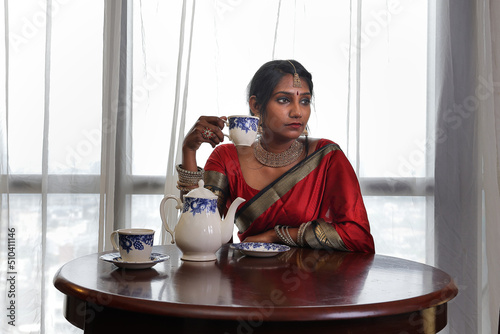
[318,147,375,252]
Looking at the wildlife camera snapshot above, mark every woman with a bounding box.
[178,60,374,253]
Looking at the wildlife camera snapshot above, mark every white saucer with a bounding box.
[230,242,290,257]
[99,252,170,269]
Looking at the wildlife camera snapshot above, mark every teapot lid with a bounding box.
[184,180,217,199]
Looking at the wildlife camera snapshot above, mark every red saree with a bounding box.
[204,139,375,253]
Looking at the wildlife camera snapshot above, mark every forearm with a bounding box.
[182,145,198,172]
[273,220,351,251]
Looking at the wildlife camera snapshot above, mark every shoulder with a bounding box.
[205,144,239,172]
[211,143,238,156]
[302,137,342,152]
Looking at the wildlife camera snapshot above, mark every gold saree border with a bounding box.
[235,143,341,233]
[204,170,229,215]
[304,219,349,251]
[204,170,228,192]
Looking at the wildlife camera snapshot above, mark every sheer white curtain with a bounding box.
[480,1,500,333]
[1,1,104,333]
[432,1,500,333]
[481,2,500,332]
[4,0,500,333]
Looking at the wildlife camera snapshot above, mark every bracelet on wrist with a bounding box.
[284,226,298,247]
[274,225,298,247]
[176,164,204,187]
[297,221,311,247]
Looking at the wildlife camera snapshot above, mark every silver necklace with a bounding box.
[254,139,304,168]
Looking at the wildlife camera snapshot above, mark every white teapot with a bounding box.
[160,180,245,261]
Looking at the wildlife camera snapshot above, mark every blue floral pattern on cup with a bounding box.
[183,197,217,216]
[229,117,258,133]
[119,234,154,253]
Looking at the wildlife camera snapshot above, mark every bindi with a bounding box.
[296,91,299,95]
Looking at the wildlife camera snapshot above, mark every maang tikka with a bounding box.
[287,60,302,88]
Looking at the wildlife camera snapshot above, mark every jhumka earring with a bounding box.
[302,127,309,136]
[258,117,263,134]
[287,60,302,88]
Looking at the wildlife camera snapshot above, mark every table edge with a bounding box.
[53,246,459,322]
[54,274,458,322]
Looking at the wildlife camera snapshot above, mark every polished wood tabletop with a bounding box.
[54,244,458,334]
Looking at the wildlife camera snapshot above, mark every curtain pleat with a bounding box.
[0,1,10,331]
[100,0,133,251]
[1,0,9,209]
[40,0,52,330]
[346,0,362,174]
[271,0,281,59]
[174,0,196,177]
[479,1,500,332]
[162,0,196,244]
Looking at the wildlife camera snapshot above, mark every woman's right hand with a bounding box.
[183,116,227,151]
[182,116,226,172]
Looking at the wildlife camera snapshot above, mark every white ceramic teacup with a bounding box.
[110,228,155,262]
[223,115,259,146]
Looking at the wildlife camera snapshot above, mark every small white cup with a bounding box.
[110,228,155,262]
[224,115,259,146]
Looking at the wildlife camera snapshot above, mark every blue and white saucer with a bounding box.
[230,242,290,257]
[99,252,170,269]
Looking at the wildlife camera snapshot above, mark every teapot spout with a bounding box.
[221,197,245,244]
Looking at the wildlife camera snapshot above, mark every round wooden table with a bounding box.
[53,244,458,333]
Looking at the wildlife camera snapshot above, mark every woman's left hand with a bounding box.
[242,229,280,244]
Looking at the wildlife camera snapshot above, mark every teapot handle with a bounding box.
[160,195,183,244]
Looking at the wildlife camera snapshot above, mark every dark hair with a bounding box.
[247,59,313,117]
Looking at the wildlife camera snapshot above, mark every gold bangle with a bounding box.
[284,226,298,247]
[297,221,311,247]
[274,225,297,247]
[176,164,204,186]
[176,164,203,173]
[177,180,200,187]
[176,184,198,192]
